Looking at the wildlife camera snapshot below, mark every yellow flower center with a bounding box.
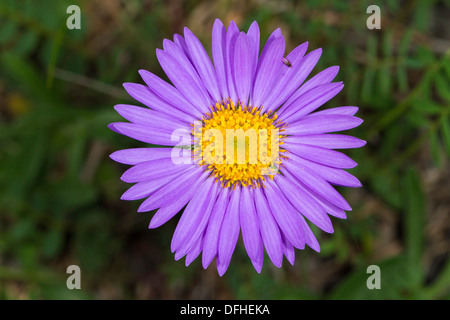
[192,100,287,189]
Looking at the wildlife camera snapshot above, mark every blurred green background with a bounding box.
[0,0,449,300]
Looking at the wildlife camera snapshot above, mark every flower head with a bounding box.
[109,19,365,276]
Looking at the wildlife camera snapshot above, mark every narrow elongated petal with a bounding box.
[288,152,362,187]
[251,244,264,274]
[265,46,320,110]
[296,178,348,219]
[114,104,188,130]
[121,174,179,201]
[285,114,364,135]
[212,19,229,99]
[233,32,252,105]
[217,187,241,275]
[254,188,283,267]
[298,215,320,252]
[246,21,260,81]
[285,134,366,150]
[173,33,191,60]
[281,233,295,265]
[257,28,282,65]
[275,174,334,233]
[252,37,285,109]
[171,180,219,255]
[109,122,190,147]
[184,27,221,101]
[240,187,263,264]
[305,106,359,117]
[138,70,202,118]
[162,39,211,100]
[121,158,192,183]
[149,172,208,229]
[109,147,172,165]
[137,167,203,212]
[280,66,340,113]
[202,188,230,269]
[185,236,203,266]
[281,82,344,123]
[285,142,358,169]
[156,49,212,112]
[264,181,305,249]
[122,83,197,123]
[225,21,239,102]
[285,160,352,211]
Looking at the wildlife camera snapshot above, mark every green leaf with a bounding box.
[412,1,432,32]
[429,129,441,166]
[0,20,17,44]
[440,115,450,155]
[328,256,417,299]
[41,229,63,259]
[13,30,38,56]
[0,52,62,107]
[435,73,450,102]
[379,31,393,96]
[403,168,425,289]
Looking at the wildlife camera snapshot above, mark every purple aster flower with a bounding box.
[109,19,365,276]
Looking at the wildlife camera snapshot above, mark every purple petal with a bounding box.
[298,215,320,252]
[292,176,348,219]
[171,179,219,254]
[138,70,202,119]
[285,114,364,135]
[202,187,230,269]
[137,167,203,212]
[148,172,207,229]
[114,104,188,130]
[288,152,362,187]
[156,49,212,113]
[275,174,334,233]
[281,233,295,265]
[263,181,305,249]
[173,33,191,61]
[246,21,260,82]
[225,21,240,102]
[250,246,264,274]
[162,38,211,100]
[280,82,344,123]
[285,42,309,69]
[121,158,192,183]
[252,37,285,109]
[184,27,221,101]
[184,236,203,266]
[217,187,241,276]
[305,106,359,117]
[284,142,358,169]
[109,122,190,147]
[212,19,229,99]
[217,258,230,277]
[239,187,263,263]
[109,147,172,165]
[284,160,352,211]
[265,46,321,111]
[280,66,340,113]
[285,134,366,150]
[256,28,281,65]
[233,32,252,105]
[121,174,179,201]
[122,83,196,123]
[254,188,283,268]
[297,65,340,95]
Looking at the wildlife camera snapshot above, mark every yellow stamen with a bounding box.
[192,99,287,188]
